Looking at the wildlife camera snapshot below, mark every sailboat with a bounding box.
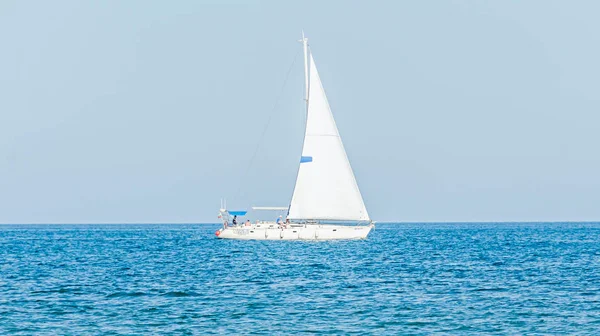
[216,33,373,240]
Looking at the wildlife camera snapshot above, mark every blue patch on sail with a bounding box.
[228,211,247,216]
[300,156,313,163]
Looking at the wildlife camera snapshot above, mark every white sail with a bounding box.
[287,53,370,221]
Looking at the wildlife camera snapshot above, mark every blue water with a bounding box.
[1,223,599,334]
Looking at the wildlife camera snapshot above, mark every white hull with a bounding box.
[216,223,373,240]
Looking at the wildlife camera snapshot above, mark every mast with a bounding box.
[288,31,310,219]
[301,31,309,103]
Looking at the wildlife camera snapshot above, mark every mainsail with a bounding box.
[287,51,369,221]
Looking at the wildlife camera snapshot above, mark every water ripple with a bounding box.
[0,223,599,334]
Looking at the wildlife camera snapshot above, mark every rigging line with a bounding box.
[233,49,301,203]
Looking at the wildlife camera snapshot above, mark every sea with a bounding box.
[0,223,599,335]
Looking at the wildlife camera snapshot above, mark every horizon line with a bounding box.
[0,220,599,225]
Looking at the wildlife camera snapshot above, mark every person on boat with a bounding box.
[276,215,282,224]
[232,215,237,226]
[245,220,251,226]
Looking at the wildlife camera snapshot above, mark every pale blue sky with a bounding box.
[1,1,599,223]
